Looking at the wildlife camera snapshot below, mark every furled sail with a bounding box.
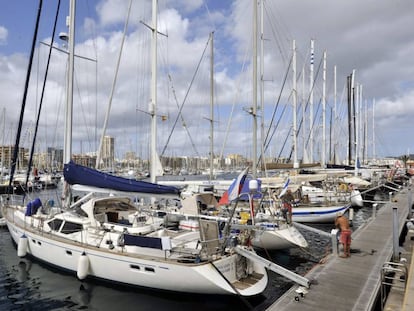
[64,161,180,195]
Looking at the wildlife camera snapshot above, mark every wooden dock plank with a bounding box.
[267,187,411,311]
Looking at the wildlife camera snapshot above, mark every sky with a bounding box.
[0,0,414,166]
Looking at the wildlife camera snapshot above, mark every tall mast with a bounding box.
[333,65,337,164]
[321,50,326,168]
[1,108,4,178]
[149,0,158,183]
[302,67,307,163]
[292,40,299,169]
[252,0,258,178]
[373,98,376,160]
[62,0,76,205]
[209,32,214,181]
[309,39,314,163]
[64,0,75,165]
[347,75,351,165]
[364,98,368,164]
[354,83,360,176]
[260,0,265,175]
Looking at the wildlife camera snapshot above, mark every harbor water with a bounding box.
[0,187,385,311]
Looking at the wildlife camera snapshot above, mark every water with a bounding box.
[0,188,384,311]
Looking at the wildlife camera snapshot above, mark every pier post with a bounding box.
[372,203,377,219]
[331,229,339,256]
[392,206,399,262]
[408,190,413,219]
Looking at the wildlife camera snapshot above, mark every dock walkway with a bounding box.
[267,185,413,311]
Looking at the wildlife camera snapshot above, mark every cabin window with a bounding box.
[144,267,155,273]
[60,221,83,234]
[47,219,63,231]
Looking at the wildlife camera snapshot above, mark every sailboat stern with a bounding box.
[205,252,268,296]
[252,224,308,250]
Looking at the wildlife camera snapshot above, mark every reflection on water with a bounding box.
[0,191,381,311]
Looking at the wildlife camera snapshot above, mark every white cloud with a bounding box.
[1,0,414,161]
[0,26,8,45]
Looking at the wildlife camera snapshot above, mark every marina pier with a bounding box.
[267,182,414,311]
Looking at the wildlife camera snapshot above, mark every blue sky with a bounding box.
[1,0,414,166]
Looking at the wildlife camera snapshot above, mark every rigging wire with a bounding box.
[96,0,133,169]
[26,0,61,191]
[258,56,292,168]
[164,73,200,157]
[160,35,212,157]
[9,0,43,195]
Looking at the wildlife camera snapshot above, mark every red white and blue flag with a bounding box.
[278,177,290,198]
[219,167,249,205]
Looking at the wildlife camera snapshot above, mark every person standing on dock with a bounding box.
[335,212,352,258]
[281,189,294,224]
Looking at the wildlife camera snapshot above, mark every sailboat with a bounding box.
[1,0,268,296]
[178,175,308,251]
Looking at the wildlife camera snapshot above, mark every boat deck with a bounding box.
[234,272,265,290]
[267,183,413,311]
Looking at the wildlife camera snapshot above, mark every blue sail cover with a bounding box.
[64,161,180,196]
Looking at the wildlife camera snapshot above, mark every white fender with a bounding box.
[17,235,28,257]
[77,252,89,280]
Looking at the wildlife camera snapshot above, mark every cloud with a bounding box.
[1,0,414,162]
[0,26,8,45]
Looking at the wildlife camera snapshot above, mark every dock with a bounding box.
[267,183,414,311]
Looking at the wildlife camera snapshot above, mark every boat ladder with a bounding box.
[234,245,311,288]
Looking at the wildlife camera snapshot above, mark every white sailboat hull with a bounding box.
[291,204,350,223]
[252,225,308,249]
[4,206,267,296]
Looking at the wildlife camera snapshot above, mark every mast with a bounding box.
[209,31,214,181]
[354,83,360,176]
[292,40,299,169]
[347,75,352,165]
[364,98,368,164]
[260,0,265,175]
[373,98,376,160]
[252,0,258,178]
[351,70,356,165]
[62,0,75,203]
[149,0,158,183]
[333,65,337,163]
[347,70,356,166]
[1,108,4,178]
[309,39,314,163]
[64,0,75,166]
[302,67,307,164]
[321,50,326,168]
[8,0,43,193]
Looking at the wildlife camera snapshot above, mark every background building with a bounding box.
[102,136,115,170]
